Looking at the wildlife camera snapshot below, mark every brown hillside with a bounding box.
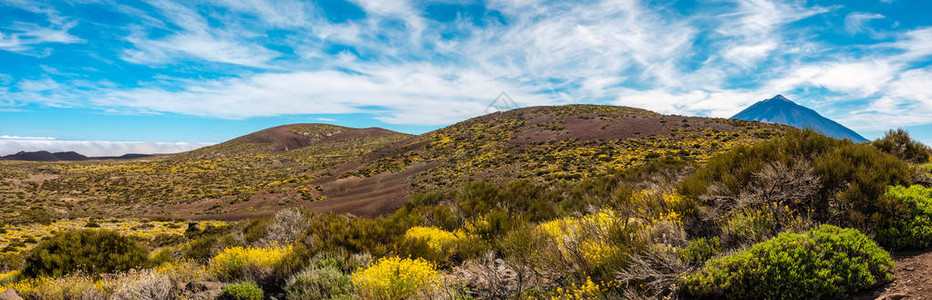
[287,105,785,218]
[0,105,786,222]
[182,123,406,158]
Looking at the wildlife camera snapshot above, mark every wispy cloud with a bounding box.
[0,21,82,54]
[94,65,552,125]
[845,12,885,35]
[119,0,281,67]
[0,1,83,54]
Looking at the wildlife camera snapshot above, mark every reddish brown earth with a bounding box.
[303,161,438,216]
[855,250,932,300]
[232,123,346,151]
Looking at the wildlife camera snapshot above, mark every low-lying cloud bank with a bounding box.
[0,137,213,157]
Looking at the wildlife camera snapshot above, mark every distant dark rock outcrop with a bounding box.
[2,151,88,161]
[2,151,152,161]
[732,95,868,142]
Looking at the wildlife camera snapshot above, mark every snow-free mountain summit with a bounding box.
[731,95,868,142]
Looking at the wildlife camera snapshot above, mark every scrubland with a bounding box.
[1,109,931,299]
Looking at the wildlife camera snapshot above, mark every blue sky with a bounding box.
[1,0,931,155]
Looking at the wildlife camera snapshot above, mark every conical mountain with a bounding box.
[732,95,868,142]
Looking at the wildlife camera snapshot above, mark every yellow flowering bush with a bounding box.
[627,190,688,226]
[155,259,207,283]
[0,270,18,282]
[0,270,17,294]
[208,244,293,282]
[540,210,621,266]
[352,256,440,300]
[462,217,490,236]
[1,276,51,296]
[403,226,461,253]
[2,275,116,299]
[549,277,606,300]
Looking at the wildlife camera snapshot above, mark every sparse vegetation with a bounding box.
[1,106,930,299]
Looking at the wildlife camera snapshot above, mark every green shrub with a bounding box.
[285,265,352,299]
[678,129,839,199]
[22,229,150,278]
[451,234,490,261]
[814,143,912,229]
[719,208,781,245]
[677,237,722,264]
[678,129,912,231]
[873,129,930,163]
[680,225,893,300]
[182,234,222,263]
[395,235,450,265]
[219,282,264,300]
[241,218,272,245]
[875,185,932,250]
[0,252,25,272]
[150,248,175,266]
[303,212,422,257]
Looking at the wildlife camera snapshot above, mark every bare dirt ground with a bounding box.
[855,250,932,300]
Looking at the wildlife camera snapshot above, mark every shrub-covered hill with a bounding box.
[0,124,412,224]
[347,105,784,190]
[0,105,785,222]
[181,123,406,158]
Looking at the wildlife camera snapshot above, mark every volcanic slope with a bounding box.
[181,123,402,158]
[0,105,787,222]
[0,124,411,223]
[300,105,787,216]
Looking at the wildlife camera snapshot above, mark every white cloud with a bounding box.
[723,41,778,66]
[0,22,82,53]
[887,28,932,61]
[119,0,281,67]
[122,32,279,67]
[844,12,885,35]
[765,61,895,96]
[613,89,767,118]
[91,65,553,125]
[350,0,425,34]
[213,0,315,27]
[712,0,830,67]
[0,138,213,157]
[840,68,932,130]
[0,1,82,54]
[0,135,55,140]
